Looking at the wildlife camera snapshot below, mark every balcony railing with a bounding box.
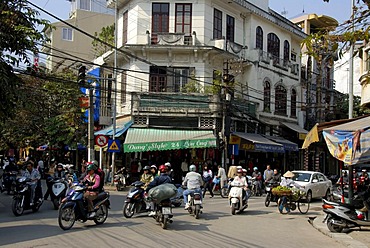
[259,50,271,64]
[151,33,193,46]
[209,39,245,56]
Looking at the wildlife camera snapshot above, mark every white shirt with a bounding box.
[217,167,227,181]
[181,161,188,172]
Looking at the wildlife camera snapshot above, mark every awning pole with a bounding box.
[99,147,103,170]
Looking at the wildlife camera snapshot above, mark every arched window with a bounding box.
[291,89,297,117]
[283,40,290,64]
[256,26,263,50]
[267,33,280,58]
[264,81,271,111]
[275,85,287,115]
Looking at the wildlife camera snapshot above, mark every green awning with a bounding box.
[124,128,217,152]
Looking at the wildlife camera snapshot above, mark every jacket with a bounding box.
[183,171,203,190]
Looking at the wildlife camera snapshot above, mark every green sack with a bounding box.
[148,183,178,202]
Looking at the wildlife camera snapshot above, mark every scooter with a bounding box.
[114,167,128,191]
[228,181,249,215]
[264,181,279,207]
[123,181,149,218]
[58,184,110,230]
[50,178,69,210]
[12,177,43,216]
[186,190,203,219]
[322,187,370,233]
[153,198,173,229]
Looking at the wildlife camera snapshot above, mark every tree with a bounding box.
[0,0,50,119]
[92,24,115,58]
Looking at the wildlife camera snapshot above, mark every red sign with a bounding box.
[95,135,108,147]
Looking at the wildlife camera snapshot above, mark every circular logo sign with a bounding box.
[95,134,108,147]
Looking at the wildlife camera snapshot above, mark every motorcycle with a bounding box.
[123,181,149,218]
[2,171,17,195]
[58,184,110,230]
[186,190,202,219]
[322,186,370,233]
[228,180,249,215]
[50,178,69,210]
[114,167,128,191]
[153,198,173,229]
[264,181,279,207]
[12,177,43,216]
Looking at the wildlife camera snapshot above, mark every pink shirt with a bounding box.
[84,173,100,190]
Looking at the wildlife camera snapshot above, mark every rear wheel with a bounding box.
[58,206,75,230]
[220,187,228,198]
[161,216,168,229]
[194,205,201,219]
[12,198,24,216]
[298,199,310,214]
[123,202,135,218]
[231,203,237,215]
[327,216,344,233]
[265,193,271,207]
[94,204,108,225]
[306,190,312,203]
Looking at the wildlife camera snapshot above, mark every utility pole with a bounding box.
[111,0,118,178]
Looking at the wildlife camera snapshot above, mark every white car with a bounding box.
[292,171,332,202]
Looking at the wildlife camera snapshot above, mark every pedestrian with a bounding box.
[263,165,274,185]
[202,164,214,198]
[216,165,227,190]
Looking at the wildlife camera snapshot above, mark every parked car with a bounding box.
[292,171,332,202]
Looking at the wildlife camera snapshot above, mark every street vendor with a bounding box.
[280,171,301,188]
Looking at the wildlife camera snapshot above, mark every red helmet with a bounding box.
[159,164,167,173]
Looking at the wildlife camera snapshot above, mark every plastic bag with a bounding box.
[148,183,178,202]
[213,176,220,185]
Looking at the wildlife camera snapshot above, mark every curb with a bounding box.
[311,215,368,248]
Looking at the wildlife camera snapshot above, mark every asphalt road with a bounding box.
[0,188,345,248]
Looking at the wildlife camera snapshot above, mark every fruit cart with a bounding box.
[272,186,310,214]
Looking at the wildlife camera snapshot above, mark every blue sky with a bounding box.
[31,0,351,24]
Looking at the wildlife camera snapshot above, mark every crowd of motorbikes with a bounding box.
[2,161,370,233]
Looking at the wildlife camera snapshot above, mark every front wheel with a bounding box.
[161,215,168,229]
[123,202,135,218]
[94,204,108,225]
[298,199,310,214]
[265,193,271,207]
[58,206,76,230]
[277,197,290,214]
[231,203,237,215]
[327,216,344,233]
[194,205,201,219]
[12,197,24,216]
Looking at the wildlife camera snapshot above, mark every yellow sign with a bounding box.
[241,144,255,150]
[109,141,119,151]
[229,135,241,145]
[302,124,319,149]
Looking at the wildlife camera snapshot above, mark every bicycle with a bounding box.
[212,178,228,198]
[275,190,310,214]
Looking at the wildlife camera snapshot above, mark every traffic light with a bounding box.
[219,140,225,150]
[78,65,86,86]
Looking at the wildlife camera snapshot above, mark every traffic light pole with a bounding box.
[88,87,95,162]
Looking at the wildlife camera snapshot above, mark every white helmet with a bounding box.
[189,164,196,172]
[165,162,171,168]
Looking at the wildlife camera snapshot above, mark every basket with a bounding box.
[271,189,292,196]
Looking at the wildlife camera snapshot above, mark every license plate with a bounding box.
[193,200,202,205]
[162,207,172,214]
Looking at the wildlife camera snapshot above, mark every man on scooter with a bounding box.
[233,169,249,202]
[182,164,204,210]
[22,161,41,206]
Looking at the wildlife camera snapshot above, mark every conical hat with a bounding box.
[283,171,295,178]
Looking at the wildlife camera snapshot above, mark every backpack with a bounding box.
[95,168,105,192]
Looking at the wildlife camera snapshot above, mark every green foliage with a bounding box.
[336,94,370,118]
[0,0,50,119]
[92,24,115,57]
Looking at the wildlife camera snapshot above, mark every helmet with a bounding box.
[150,165,157,170]
[242,169,247,173]
[237,169,243,173]
[164,162,171,168]
[253,167,258,171]
[159,164,167,173]
[87,163,96,171]
[237,166,243,169]
[143,166,150,170]
[189,164,196,172]
[57,163,63,169]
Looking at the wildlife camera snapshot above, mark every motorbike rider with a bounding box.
[270,169,282,184]
[150,165,159,178]
[44,163,67,200]
[82,163,101,218]
[252,167,262,196]
[22,161,41,206]
[232,168,249,202]
[146,164,172,216]
[165,162,175,182]
[140,166,154,189]
[182,164,204,210]
[3,160,18,194]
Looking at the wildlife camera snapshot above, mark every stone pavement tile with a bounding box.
[312,214,369,248]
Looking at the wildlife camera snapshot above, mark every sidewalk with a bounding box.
[311,214,370,248]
